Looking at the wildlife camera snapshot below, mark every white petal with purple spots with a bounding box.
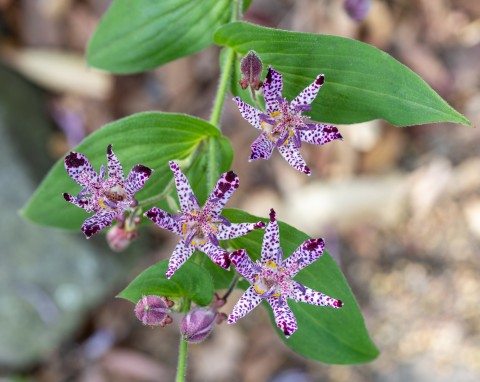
[267,296,298,338]
[229,249,257,284]
[233,97,262,129]
[204,170,239,218]
[262,67,283,113]
[197,241,230,270]
[166,241,196,279]
[299,124,343,145]
[64,151,99,187]
[82,210,117,239]
[106,144,124,182]
[169,161,195,212]
[283,238,325,277]
[249,132,275,161]
[261,209,281,264]
[228,286,263,324]
[124,164,153,195]
[144,207,182,235]
[216,221,265,240]
[277,140,311,175]
[290,74,325,109]
[291,284,343,309]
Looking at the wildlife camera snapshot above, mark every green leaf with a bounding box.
[223,209,379,364]
[21,112,233,230]
[215,22,470,127]
[87,0,232,73]
[118,259,214,306]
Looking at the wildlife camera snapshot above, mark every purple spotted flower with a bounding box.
[234,66,343,175]
[228,209,343,338]
[144,161,265,279]
[63,144,152,238]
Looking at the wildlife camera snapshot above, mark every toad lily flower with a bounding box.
[144,161,265,279]
[228,209,343,338]
[64,144,152,238]
[233,66,343,175]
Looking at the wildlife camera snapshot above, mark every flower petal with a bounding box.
[290,74,325,109]
[169,161,195,212]
[299,124,343,145]
[106,144,124,182]
[82,210,117,238]
[203,170,239,218]
[229,249,257,283]
[216,221,266,240]
[63,192,92,211]
[291,284,343,309]
[283,238,325,277]
[197,241,231,270]
[124,164,153,195]
[263,67,283,114]
[64,151,99,187]
[166,241,196,278]
[261,209,281,264]
[144,207,182,235]
[228,286,263,324]
[233,97,262,129]
[249,132,275,161]
[277,140,311,175]
[267,296,298,337]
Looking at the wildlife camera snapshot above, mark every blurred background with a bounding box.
[1,0,480,381]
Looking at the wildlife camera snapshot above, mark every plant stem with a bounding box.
[175,334,188,382]
[208,0,240,129]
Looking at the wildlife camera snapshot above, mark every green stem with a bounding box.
[175,299,191,382]
[208,0,240,129]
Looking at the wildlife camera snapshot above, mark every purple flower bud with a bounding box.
[343,0,371,22]
[135,295,173,327]
[106,221,140,252]
[239,50,263,91]
[181,306,224,344]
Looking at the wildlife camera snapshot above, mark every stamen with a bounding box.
[99,165,106,179]
[216,215,231,227]
[208,233,219,246]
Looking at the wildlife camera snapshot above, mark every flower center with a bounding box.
[99,185,127,209]
[254,261,282,297]
[181,209,218,246]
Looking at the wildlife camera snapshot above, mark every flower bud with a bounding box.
[343,0,371,22]
[106,216,141,252]
[181,306,224,343]
[239,50,263,91]
[135,295,173,327]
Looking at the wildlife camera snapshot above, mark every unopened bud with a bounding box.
[239,50,263,91]
[135,295,173,327]
[343,0,371,22]
[181,306,224,343]
[106,217,141,252]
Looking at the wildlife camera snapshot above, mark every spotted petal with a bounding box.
[291,284,342,309]
[299,124,343,145]
[64,152,99,187]
[197,241,231,270]
[166,241,196,278]
[204,170,239,218]
[228,286,263,324]
[263,67,283,114]
[229,249,257,283]
[233,97,262,129]
[290,74,325,109]
[249,132,275,161]
[169,161,195,212]
[124,164,153,195]
[283,238,325,277]
[82,210,117,238]
[63,192,92,211]
[267,296,298,338]
[216,221,265,240]
[277,140,311,175]
[261,209,281,264]
[144,207,182,235]
[106,144,124,182]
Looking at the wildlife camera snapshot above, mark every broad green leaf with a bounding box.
[118,259,214,306]
[87,0,232,73]
[215,22,470,127]
[223,209,379,364]
[21,112,233,230]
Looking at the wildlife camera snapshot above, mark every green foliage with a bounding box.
[87,0,232,73]
[21,112,233,230]
[118,259,214,306]
[223,209,379,364]
[215,22,470,127]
